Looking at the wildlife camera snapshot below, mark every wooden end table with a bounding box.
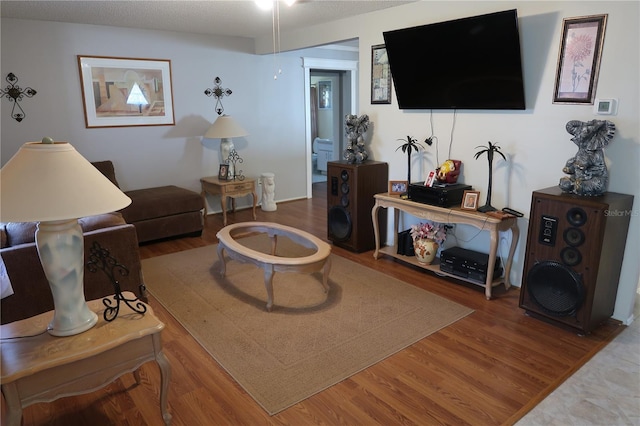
[200,176,257,226]
[0,292,172,426]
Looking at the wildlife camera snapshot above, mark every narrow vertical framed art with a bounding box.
[553,14,608,105]
[371,44,392,104]
[318,80,332,109]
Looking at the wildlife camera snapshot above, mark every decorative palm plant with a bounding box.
[396,135,430,184]
[474,141,506,212]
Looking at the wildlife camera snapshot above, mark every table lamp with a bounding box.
[204,115,248,178]
[0,138,131,336]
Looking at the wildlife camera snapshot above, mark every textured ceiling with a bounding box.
[1,0,414,39]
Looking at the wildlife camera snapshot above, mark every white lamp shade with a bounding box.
[0,141,132,223]
[204,115,248,139]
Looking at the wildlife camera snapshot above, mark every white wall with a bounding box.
[265,1,640,323]
[0,19,353,209]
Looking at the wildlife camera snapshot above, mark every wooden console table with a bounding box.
[0,293,171,426]
[371,193,519,299]
[201,176,257,226]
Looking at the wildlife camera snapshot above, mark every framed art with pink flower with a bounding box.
[553,14,608,104]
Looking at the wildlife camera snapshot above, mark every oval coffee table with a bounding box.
[216,222,332,311]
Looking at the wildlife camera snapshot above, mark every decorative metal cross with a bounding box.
[204,76,233,115]
[1,73,37,122]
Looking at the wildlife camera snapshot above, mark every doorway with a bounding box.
[303,58,358,198]
[310,71,343,184]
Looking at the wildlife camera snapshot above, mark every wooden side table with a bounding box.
[372,193,519,300]
[200,176,257,226]
[0,293,172,426]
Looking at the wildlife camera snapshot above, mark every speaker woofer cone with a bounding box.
[563,228,585,247]
[566,207,587,227]
[560,247,582,266]
[328,206,352,241]
[526,260,584,316]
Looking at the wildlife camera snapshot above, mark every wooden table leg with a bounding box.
[504,221,520,290]
[371,202,381,259]
[485,228,500,300]
[251,190,257,220]
[153,336,172,426]
[1,382,23,426]
[200,190,208,216]
[269,234,278,256]
[321,257,332,292]
[220,196,228,226]
[264,266,275,312]
[217,244,227,276]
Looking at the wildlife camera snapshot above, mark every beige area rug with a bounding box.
[142,235,474,415]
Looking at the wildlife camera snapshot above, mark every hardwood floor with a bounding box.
[14,182,625,425]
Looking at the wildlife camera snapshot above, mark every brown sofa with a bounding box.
[92,161,204,243]
[0,213,147,324]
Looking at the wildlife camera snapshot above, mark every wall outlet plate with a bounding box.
[594,98,618,115]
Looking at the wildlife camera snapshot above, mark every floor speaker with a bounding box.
[520,186,633,333]
[327,160,388,252]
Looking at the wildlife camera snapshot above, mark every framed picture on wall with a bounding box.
[77,55,175,128]
[318,80,332,109]
[371,44,392,104]
[553,14,608,104]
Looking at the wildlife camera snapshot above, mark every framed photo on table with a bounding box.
[553,14,608,104]
[77,55,175,127]
[371,44,392,104]
[389,180,408,195]
[461,190,480,210]
[218,164,229,180]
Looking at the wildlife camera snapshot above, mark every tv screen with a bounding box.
[383,9,526,110]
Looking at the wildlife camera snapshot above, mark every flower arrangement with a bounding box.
[409,221,447,245]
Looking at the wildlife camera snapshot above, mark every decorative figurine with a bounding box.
[343,114,370,163]
[436,159,461,184]
[396,135,433,185]
[260,172,277,211]
[474,141,507,212]
[559,119,615,196]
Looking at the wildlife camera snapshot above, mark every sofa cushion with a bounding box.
[0,212,126,248]
[121,185,203,223]
[78,212,127,232]
[1,224,7,249]
[92,160,121,188]
[4,222,37,247]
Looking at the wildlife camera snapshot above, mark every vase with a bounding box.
[413,239,438,265]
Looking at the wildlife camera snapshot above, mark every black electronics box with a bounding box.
[440,246,503,284]
[408,183,472,207]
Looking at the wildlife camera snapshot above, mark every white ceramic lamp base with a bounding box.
[36,220,98,336]
[220,138,235,178]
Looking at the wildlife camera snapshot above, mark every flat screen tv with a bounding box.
[383,9,526,110]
